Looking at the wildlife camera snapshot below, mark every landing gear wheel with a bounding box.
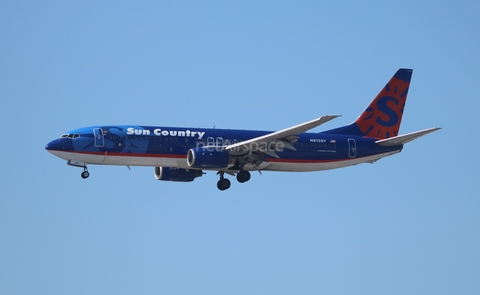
[236,171,251,183]
[217,178,231,191]
[81,171,90,179]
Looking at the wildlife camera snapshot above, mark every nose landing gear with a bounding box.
[67,160,90,179]
[81,169,90,179]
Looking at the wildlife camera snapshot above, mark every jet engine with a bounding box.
[187,147,231,169]
[154,167,202,182]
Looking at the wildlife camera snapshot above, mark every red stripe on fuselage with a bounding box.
[68,151,357,164]
[267,158,351,163]
[68,151,187,159]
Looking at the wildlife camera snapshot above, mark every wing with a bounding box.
[225,115,340,159]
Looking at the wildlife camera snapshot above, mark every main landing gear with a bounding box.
[236,170,251,183]
[216,170,251,191]
[217,172,231,191]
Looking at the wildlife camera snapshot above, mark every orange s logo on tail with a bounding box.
[355,69,412,139]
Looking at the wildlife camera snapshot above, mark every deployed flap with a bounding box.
[375,127,441,146]
[225,115,341,152]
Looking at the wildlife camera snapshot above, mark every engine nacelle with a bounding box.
[187,147,231,169]
[154,167,202,182]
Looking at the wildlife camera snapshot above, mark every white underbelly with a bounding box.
[265,151,400,172]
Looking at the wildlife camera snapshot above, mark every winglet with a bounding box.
[375,127,441,146]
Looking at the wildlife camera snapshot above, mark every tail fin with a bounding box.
[324,69,413,139]
[355,68,412,139]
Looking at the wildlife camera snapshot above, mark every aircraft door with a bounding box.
[348,138,356,158]
[93,128,104,147]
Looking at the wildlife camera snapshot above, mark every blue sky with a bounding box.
[1,1,479,294]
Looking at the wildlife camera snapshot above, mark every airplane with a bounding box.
[45,68,440,190]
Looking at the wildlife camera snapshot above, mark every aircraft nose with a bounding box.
[45,139,62,151]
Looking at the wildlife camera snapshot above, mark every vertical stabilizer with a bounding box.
[323,69,413,139]
[355,68,412,139]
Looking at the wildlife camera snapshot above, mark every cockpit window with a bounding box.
[60,134,80,139]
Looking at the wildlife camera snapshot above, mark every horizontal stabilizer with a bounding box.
[375,127,441,146]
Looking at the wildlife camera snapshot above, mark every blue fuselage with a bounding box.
[46,125,402,172]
